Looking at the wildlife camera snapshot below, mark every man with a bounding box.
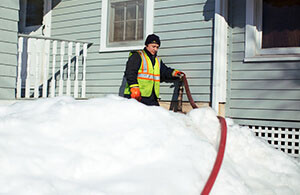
[124,34,183,106]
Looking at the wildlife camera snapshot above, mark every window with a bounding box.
[109,0,144,42]
[245,0,300,61]
[100,0,154,52]
[262,0,300,48]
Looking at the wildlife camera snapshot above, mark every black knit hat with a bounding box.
[145,34,161,46]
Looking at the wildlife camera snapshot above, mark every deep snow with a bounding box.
[0,95,299,195]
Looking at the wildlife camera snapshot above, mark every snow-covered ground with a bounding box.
[0,95,299,195]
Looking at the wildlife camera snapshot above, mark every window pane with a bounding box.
[26,0,43,26]
[138,3,144,18]
[114,5,124,21]
[137,20,143,40]
[137,3,144,40]
[126,21,136,40]
[126,4,136,20]
[113,22,124,41]
[109,0,144,43]
[262,0,300,48]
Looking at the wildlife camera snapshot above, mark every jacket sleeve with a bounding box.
[124,52,141,88]
[160,59,175,82]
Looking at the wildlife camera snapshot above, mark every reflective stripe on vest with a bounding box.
[138,50,148,73]
[137,73,160,81]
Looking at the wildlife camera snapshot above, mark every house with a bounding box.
[0,0,299,158]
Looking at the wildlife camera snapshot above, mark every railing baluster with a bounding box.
[34,39,42,98]
[17,37,23,98]
[82,43,87,98]
[59,41,65,96]
[42,39,50,98]
[51,40,57,97]
[25,38,32,98]
[17,34,91,99]
[74,43,80,98]
[34,39,40,98]
[67,42,73,96]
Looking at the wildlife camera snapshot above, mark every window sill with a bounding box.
[99,45,144,53]
[244,55,300,62]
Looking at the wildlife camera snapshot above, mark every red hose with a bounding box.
[181,74,198,109]
[201,116,227,195]
[181,74,227,195]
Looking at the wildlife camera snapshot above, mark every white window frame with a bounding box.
[100,0,154,52]
[245,0,300,62]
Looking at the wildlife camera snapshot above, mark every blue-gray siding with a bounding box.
[0,1,19,99]
[51,0,215,102]
[227,0,300,128]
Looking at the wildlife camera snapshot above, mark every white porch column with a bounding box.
[212,0,228,114]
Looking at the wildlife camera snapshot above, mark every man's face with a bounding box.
[145,43,159,55]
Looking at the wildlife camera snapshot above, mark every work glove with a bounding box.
[130,87,142,101]
[172,69,184,78]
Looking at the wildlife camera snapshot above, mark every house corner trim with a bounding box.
[212,0,228,114]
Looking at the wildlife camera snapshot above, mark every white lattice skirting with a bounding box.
[247,125,300,158]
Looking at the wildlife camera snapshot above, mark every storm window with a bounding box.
[100,0,154,52]
[109,0,144,42]
[245,0,300,61]
[262,0,300,48]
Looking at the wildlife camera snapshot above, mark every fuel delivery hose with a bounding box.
[180,74,227,195]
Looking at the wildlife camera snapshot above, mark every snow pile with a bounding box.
[0,95,299,195]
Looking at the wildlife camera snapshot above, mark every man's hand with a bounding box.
[172,69,184,78]
[130,87,142,101]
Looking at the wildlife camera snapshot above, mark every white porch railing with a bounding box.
[17,34,91,99]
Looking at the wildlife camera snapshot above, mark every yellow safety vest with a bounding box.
[124,50,161,97]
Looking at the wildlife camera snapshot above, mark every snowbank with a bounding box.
[0,96,299,195]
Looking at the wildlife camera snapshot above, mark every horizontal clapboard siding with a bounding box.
[0,3,19,99]
[227,0,300,128]
[155,0,214,101]
[51,0,215,102]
